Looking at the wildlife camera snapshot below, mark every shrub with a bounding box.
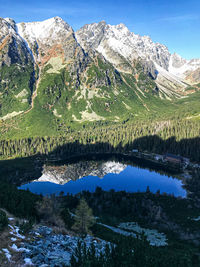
[0,209,8,231]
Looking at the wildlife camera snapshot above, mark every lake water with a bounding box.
[19,159,186,197]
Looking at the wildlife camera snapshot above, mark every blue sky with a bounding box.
[1,0,200,59]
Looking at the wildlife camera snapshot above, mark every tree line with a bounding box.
[0,119,199,161]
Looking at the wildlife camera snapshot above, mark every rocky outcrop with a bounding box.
[76,21,200,91]
[76,21,170,72]
[17,17,89,87]
[0,18,35,117]
[0,18,33,67]
[184,67,200,84]
[22,226,111,267]
[169,53,200,83]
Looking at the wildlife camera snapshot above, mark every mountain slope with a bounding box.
[0,18,35,119]
[169,53,200,84]
[76,21,170,70]
[0,17,199,139]
[76,21,200,96]
[15,17,161,123]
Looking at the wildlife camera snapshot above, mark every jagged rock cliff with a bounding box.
[0,18,35,118]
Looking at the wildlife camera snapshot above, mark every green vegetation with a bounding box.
[61,188,200,232]
[0,118,199,162]
[0,63,34,117]
[0,50,199,141]
[72,198,95,236]
[64,189,200,266]
[0,89,199,140]
[0,182,40,220]
[70,237,198,267]
[0,209,8,231]
[0,25,200,266]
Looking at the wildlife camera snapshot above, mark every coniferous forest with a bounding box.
[0,119,199,161]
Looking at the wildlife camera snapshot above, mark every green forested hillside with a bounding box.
[0,118,199,162]
[0,16,200,160]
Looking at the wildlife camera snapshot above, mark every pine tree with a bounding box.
[72,198,95,237]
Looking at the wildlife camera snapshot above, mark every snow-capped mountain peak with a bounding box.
[16,17,73,45]
[76,19,200,86]
[76,20,171,71]
[169,52,200,80]
[0,17,17,37]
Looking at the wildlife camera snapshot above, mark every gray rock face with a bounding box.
[0,18,33,67]
[139,59,157,79]
[76,21,171,72]
[76,20,200,88]
[185,67,200,84]
[17,17,89,84]
[170,53,187,68]
[0,18,35,117]
[76,21,107,51]
[23,226,111,267]
[4,18,17,31]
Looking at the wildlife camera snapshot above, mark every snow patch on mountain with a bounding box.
[17,17,72,45]
[76,21,171,70]
[169,53,200,80]
[76,20,200,88]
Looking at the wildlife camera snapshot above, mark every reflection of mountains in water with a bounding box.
[34,161,127,185]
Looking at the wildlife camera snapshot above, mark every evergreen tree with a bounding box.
[72,198,95,237]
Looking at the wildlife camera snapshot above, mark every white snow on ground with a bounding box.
[34,232,40,236]
[168,54,200,78]
[17,17,72,45]
[1,222,33,265]
[2,248,11,261]
[92,22,171,69]
[10,244,30,253]
[9,225,25,239]
[8,224,14,230]
[24,258,34,266]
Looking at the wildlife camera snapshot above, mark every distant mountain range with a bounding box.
[0,16,199,133]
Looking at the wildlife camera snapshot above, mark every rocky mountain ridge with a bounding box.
[0,16,199,124]
[76,20,200,83]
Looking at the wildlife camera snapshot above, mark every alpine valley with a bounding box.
[0,16,200,141]
[1,16,200,267]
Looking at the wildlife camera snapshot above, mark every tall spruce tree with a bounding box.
[72,198,95,237]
